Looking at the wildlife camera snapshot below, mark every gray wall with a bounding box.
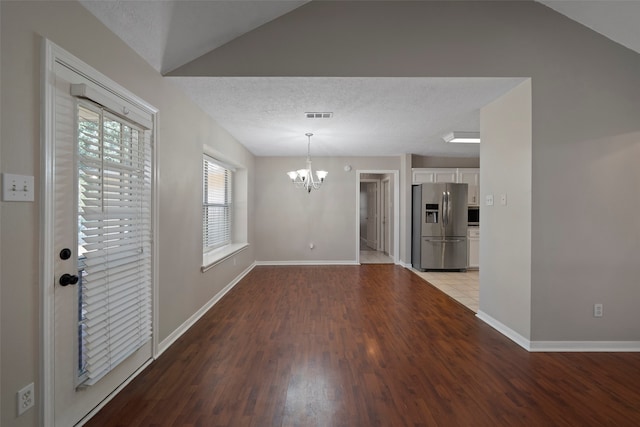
[173,0,640,343]
[480,80,532,339]
[254,156,400,262]
[0,2,255,426]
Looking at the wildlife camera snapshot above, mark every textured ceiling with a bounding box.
[79,0,308,74]
[168,76,525,157]
[79,0,640,158]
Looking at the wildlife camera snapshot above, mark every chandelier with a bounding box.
[287,133,328,193]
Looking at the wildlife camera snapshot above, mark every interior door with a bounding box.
[382,179,390,254]
[52,62,153,426]
[366,182,378,249]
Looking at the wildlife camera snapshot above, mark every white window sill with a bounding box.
[201,243,249,273]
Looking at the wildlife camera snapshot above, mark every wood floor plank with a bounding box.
[85,265,640,426]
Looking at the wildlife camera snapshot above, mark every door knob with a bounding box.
[59,274,79,286]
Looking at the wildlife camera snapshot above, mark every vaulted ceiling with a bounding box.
[79,0,640,158]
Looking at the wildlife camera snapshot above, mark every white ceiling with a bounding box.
[169,76,524,157]
[79,0,640,158]
[80,0,308,74]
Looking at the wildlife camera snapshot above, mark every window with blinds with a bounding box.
[77,102,152,386]
[203,156,233,251]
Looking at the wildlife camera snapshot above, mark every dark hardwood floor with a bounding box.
[86,265,640,426]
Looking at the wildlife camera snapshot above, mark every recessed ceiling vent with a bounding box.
[305,112,333,119]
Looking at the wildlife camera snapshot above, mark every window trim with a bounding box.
[200,145,248,272]
[201,242,250,273]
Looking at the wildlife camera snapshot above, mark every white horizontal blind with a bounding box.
[77,102,152,386]
[203,155,233,251]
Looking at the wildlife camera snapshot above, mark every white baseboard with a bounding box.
[255,260,359,266]
[156,262,256,357]
[529,341,640,352]
[476,310,640,352]
[256,260,407,267]
[476,310,532,351]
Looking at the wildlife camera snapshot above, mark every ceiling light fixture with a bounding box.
[287,133,328,193]
[443,131,481,144]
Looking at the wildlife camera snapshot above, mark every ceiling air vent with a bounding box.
[305,112,333,119]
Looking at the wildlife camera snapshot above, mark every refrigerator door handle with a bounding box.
[446,191,451,226]
[442,192,447,226]
[424,239,463,243]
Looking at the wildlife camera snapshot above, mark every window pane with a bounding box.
[77,103,152,386]
[203,156,232,251]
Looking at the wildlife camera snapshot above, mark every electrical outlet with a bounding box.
[594,303,603,318]
[500,193,507,206]
[485,194,494,206]
[17,383,34,416]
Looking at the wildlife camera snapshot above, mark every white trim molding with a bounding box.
[255,260,359,266]
[476,311,532,351]
[157,262,257,356]
[477,311,640,352]
[529,341,640,352]
[202,243,249,273]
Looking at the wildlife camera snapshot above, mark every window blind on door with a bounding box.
[203,156,233,251]
[77,102,152,386]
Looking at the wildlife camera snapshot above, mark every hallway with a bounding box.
[359,242,393,264]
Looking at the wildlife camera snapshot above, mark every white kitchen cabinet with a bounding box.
[412,168,457,184]
[412,168,480,206]
[467,227,480,269]
[458,168,480,206]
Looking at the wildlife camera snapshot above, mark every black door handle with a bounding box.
[59,274,79,286]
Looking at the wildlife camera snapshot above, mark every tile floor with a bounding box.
[359,249,394,264]
[411,269,479,313]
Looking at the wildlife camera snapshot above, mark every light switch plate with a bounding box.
[2,173,35,202]
[485,194,494,206]
[500,194,507,206]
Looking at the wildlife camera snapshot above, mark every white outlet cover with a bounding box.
[485,194,494,206]
[500,194,507,205]
[17,382,34,416]
[2,173,35,202]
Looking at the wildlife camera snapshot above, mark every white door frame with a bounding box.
[40,38,159,425]
[355,170,400,264]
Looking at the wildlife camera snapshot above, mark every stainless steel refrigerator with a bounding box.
[412,183,468,271]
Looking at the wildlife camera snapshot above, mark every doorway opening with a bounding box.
[356,171,399,264]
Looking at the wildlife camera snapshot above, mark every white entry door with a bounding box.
[48,47,154,426]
